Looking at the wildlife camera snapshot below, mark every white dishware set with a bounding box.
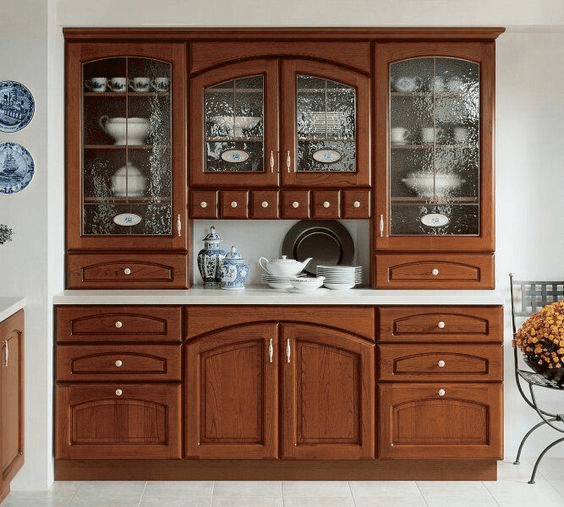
[316,265,362,290]
[84,76,169,93]
[259,255,316,290]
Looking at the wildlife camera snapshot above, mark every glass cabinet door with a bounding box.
[82,56,172,237]
[282,61,370,187]
[388,56,480,237]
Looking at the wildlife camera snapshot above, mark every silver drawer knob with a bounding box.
[261,201,269,208]
[115,360,123,368]
[323,201,331,208]
[437,321,446,329]
[230,200,238,208]
[292,201,300,209]
[200,201,208,208]
[437,360,446,368]
[114,321,123,329]
[431,268,440,276]
[115,389,123,397]
[123,267,132,275]
[438,388,446,397]
[353,200,361,208]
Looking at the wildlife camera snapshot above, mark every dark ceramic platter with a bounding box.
[281,220,354,275]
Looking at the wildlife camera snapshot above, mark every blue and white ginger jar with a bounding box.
[220,246,249,290]
[197,226,226,287]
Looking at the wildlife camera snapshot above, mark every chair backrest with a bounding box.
[509,274,564,334]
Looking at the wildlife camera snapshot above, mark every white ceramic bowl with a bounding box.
[402,172,464,198]
[288,276,325,292]
[99,116,150,145]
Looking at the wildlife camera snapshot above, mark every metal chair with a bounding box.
[509,273,564,483]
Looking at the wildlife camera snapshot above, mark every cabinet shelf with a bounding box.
[85,144,168,150]
[391,197,478,204]
[84,92,169,97]
[84,197,171,204]
[391,144,477,150]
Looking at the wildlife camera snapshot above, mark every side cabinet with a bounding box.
[377,305,503,459]
[55,306,182,459]
[0,310,24,503]
[185,306,375,460]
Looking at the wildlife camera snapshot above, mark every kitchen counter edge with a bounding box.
[0,297,25,321]
[53,288,505,305]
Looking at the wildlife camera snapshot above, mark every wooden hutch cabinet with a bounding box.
[65,40,188,289]
[374,42,497,289]
[0,310,24,503]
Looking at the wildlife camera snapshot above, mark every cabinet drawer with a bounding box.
[57,344,181,381]
[342,189,370,219]
[190,189,218,218]
[251,190,279,219]
[374,253,494,289]
[378,383,503,459]
[281,190,310,219]
[220,190,249,219]
[56,306,182,343]
[55,383,181,459]
[312,190,340,219]
[67,253,188,289]
[378,306,502,343]
[378,343,502,381]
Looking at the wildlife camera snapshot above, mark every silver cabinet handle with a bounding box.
[431,268,440,276]
[269,150,275,172]
[292,201,300,209]
[200,201,208,209]
[269,339,274,363]
[286,151,292,172]
[261,200,269,208]
[353,200,361,208]
[2,340,8,367]
[177,214,182,237]
[230,201,238,208]
[379,215,384,237]
[286,339,291,363]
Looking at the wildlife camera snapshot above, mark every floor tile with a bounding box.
[213,480,282,497]
[141,496,212,507]
[282,480,351,498]
[211,496,283,507]
[354,496,427,507]
[144,480,214,497]
[349,480,420,497]
[283,497,355,507]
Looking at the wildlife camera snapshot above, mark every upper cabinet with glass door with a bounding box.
[374,43,497,288]
[190,44,371,190]
[65,42,187,288]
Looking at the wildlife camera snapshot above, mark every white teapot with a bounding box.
[258,255,312,277]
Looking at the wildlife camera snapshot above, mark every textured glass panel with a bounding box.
[389,57,480,236]
[205,76,264,172]
[296,75,356,173]
[82,57,172,236]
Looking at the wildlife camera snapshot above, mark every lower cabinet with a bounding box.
[0,310,24,502]
[185,317,375,460]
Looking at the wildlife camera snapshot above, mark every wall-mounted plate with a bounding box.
[313,149,342,164]
[221,149,250,163]
[0,81,35,132]
[421,213,450,227]
[0,142,34,193]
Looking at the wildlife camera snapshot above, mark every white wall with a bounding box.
[1,0,564,490]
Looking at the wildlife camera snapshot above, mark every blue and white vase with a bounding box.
[220,246,249,290]
[197,226,226,287]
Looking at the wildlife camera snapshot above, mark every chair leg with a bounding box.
[514,420,552,465]
[528,436,564,484]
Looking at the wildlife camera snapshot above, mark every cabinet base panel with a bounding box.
[55,459,498,481]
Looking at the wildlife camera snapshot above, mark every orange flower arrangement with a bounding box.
[514,301,564,382]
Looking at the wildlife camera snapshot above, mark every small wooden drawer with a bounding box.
[190,189,218,218]
[55,383,182,459]
[342,189,371,218]
[220,190,249,219]
[378,343,502,381]
[56,305,182,343]
[312,190,340,219]
[67,253,188,289]
[251,190,279,219]
[57,344,182,381]
[378,306,503,343]
[374,253,494,289]
[378,382,503,460]
[281,190,310,219]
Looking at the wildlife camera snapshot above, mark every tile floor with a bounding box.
[3,458,564,507]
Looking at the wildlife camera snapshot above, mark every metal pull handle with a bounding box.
[269,339,274,363]
[286,339,291,363]
[353,200,361,209]
[200,201,208,209]
[115,388,123,397]
[269,150,275,172]
[379,215,384,237]
[292,201,300,209]
[177,214,182,237]
[2,340,8,367]
[230,201,238,208]
[431,268,440,276]
[286,151,291,172]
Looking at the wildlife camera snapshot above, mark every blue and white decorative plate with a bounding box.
[0,81,35,133]
[0,143,35,194]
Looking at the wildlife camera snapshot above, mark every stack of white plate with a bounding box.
[316,265,362,290]
[261,273,299,290]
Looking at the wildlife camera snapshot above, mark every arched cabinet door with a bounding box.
[185,323,279,459]
[280,323,375,460]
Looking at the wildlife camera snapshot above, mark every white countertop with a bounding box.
[0,297,25,321]
[53,287,505,305]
